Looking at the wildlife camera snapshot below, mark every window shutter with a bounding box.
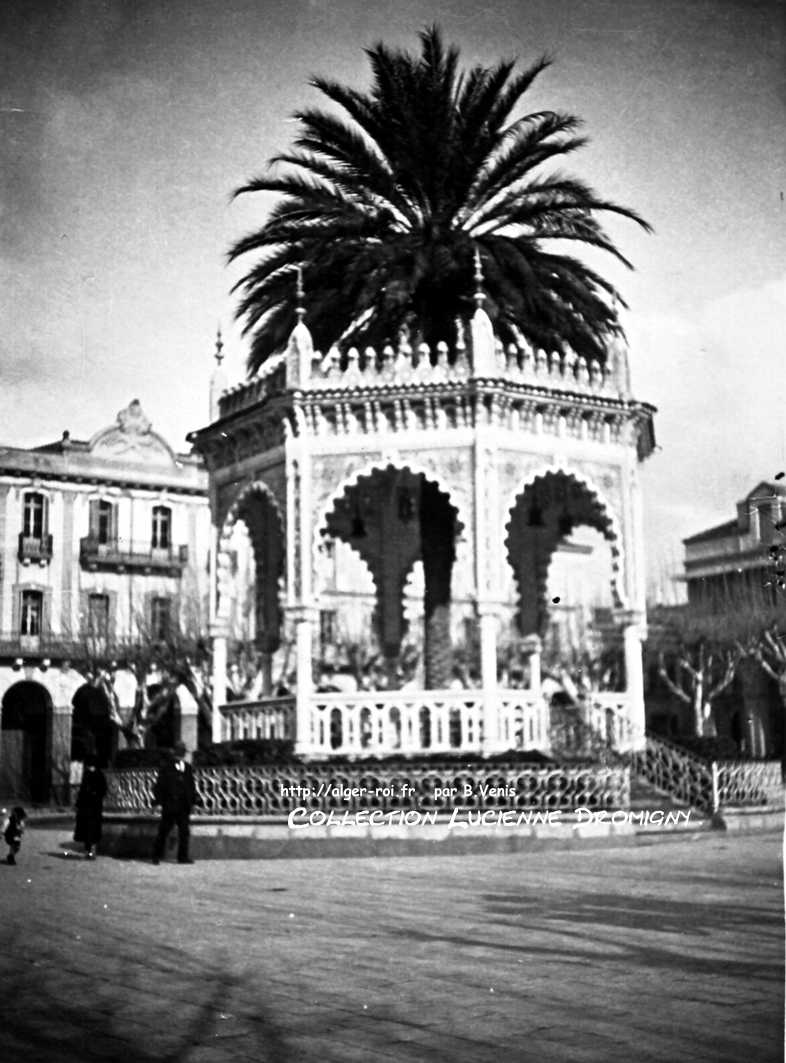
[42,588,52,635]
[79,590,89,639]
[88,499,100,538]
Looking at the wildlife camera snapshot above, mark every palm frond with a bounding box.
[230,26,650,373]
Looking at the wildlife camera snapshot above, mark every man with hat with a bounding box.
[151,741,197,865]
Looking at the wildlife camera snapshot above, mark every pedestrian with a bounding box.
[74,755,107,860]
[3,806,27,865]
[151,741,197,865]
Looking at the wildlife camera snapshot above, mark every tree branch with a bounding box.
[707,653,739,702]
[658,653,692,705]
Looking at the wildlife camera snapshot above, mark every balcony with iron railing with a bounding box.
[0,628,151,663]
[79,537,188,576]
[17,532,53,565]
[0,629,85,661]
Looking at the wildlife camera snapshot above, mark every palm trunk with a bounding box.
[424,605,452,689]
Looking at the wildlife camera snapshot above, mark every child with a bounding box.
[3,806,27,865]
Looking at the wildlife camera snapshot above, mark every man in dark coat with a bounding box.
[151,741,197,865]
[74,755,107,859]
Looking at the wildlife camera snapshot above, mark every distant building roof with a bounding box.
[683,519,737,546]
[745,479,786,500]
[683,480,786,547]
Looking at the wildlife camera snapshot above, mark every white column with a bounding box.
[478,606,500,754]
[521,633,546,750]
[522,634,542,696]
[292,606,317,756]
[621,611,646,752]
[175,683,199,754]
[210,628,228,744]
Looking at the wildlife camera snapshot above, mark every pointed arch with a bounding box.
[504,465,627,637]
[312,459,468,597]
[216,481,286,640]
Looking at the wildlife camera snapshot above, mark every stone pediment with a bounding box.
[89,400,176,467]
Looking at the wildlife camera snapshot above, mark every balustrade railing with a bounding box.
[310,689,484,755]
[549,693,632,761]
[633,734,714,810]
[216,689,632,758]
[105,761,631,816]
[218,696,295,742]
[497,691,551,750]
[632,733,784,812]
[217,331,626,420]
[18,533,53,564]
[714,760,783,809]
[585,694,633,750]
[79,537,188,575]
[307,688,550,756]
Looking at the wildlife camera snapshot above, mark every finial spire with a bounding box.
[473,246,485,308]
[296,265,306,322]
[214,325,224,365]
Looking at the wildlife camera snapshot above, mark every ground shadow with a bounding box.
[0,927,294,1063]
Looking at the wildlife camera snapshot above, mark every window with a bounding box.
[87,594,109,636]
[319,609,337,647]
[152,505,171,549]
[89,499,116,545]
[151,597,171,640]
[23,493,48,538]
[20,590,43,636]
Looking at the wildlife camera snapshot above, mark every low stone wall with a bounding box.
[99,809,641,861]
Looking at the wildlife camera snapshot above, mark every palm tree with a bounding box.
[230,25,651,374]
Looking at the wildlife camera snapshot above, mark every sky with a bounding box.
[1,0,784,598]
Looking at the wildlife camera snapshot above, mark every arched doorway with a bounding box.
[1,681,53,803]
[218,484,286,696]
[506,470,621,641]
[322,465,462,688]
[71,684,116,769]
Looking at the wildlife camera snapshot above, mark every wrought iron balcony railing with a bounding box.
[0,630,155,663]
[79,537,188,576]
[18,533,53,564]
[0,630,85,661]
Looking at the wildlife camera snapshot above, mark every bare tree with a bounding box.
[651,584,774,738]
[74,594,267,749]
[657,640,739,738]
[742,624,786,713]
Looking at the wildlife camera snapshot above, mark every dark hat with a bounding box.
[173,741,187,757]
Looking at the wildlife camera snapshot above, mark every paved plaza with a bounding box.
[0,827,782,1063]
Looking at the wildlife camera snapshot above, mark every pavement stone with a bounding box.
[0,826,781,1062]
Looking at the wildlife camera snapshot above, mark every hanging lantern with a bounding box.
[350,512,367,539]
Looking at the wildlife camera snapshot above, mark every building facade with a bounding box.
[672,479,785,757]
[683,480,785,606]
[0,400,210,802]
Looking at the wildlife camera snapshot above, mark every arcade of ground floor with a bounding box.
[0,829,781,1062]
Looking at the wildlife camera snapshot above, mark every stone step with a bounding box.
[629,776,692,811]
